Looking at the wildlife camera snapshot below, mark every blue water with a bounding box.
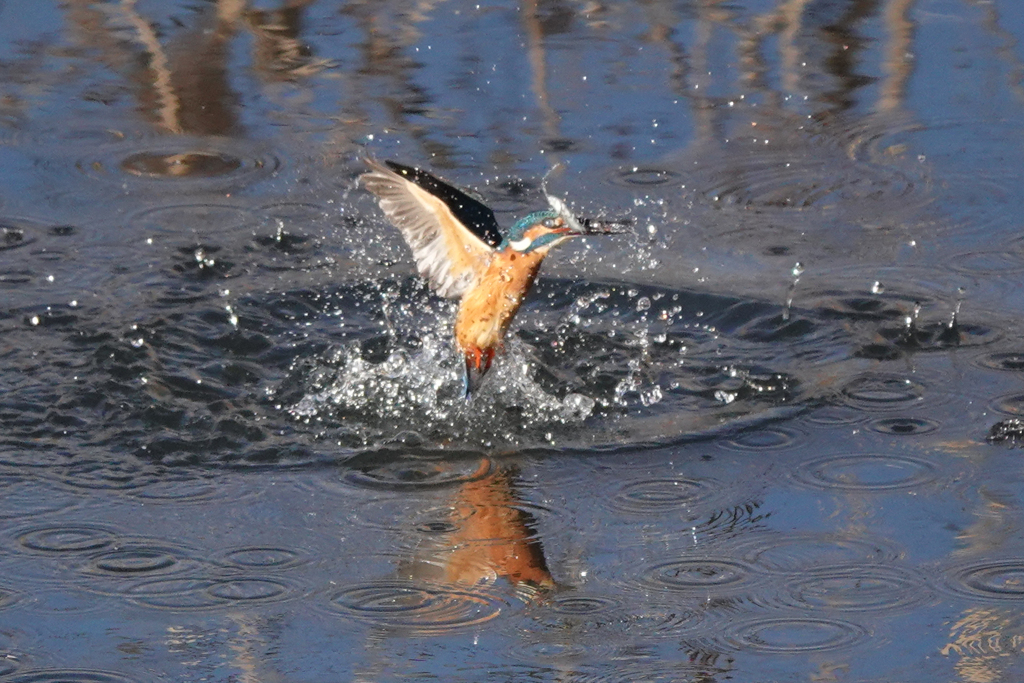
[1,0,1024,681]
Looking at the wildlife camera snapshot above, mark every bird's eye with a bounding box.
[542,218,557,228]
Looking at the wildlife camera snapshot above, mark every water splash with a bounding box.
[280,279,812,454]
[783,262,805,322]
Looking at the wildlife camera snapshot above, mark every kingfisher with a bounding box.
[360,159,626,396]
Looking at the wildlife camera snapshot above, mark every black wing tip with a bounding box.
[383,159,416,176]
[367,159,504,249]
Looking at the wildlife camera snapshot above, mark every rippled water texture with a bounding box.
[2,0,1024,681]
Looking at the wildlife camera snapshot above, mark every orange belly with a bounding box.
[455,250,545,361]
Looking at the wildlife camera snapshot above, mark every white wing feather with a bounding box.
[361,160,493,299]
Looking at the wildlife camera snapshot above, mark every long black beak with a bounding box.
[577,216,632,235]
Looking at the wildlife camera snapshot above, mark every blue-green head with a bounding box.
[502,210,574,253]
[501,205,630,254]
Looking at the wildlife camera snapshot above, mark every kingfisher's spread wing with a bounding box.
[361,159,502,299]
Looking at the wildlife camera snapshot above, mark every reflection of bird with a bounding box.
[361,159,625,396]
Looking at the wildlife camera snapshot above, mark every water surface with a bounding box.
[1,0,1024,681]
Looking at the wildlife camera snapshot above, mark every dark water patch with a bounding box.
[697,151,921,213]
[792,453,938,491]
[990,393,1024,418]
[976,351,1024,372]
[867,416,940,436]
[3,260,996,466]
[324,580,508,634]
[794,270,998,360]
[0,220,36,252]
[124,576,300,610]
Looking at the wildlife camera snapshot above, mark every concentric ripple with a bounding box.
[613,167,683,186]
[793,453,938,491]
[327,454,495,492]
[70,137,280,191]
[77,541,201,580]
[132,204,263,236]
[990,393,1024,418]
[609,477,717,514]
[867,417,939,435]
[782,564,929,612]
[546,594,621,616]
[839,373,926,412]
[976,351,1024,372]
[723,427,803,451]
[941,560,1024,601]
[215,546,307,571]
[4,671,137,683]
[326,580,506,634]
[0,217,43,252]
[16,524,118,553]
[125,576,299,610]
[0,475,79,519]
[639,558,761,594]
[738,532,904,572]
[717,616,867,653]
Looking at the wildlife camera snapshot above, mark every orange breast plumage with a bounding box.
[455,249,546,362]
